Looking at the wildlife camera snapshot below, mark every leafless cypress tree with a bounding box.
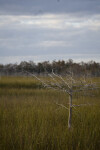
[25,70,98,129]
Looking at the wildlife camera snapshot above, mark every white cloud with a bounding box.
[0,14,100,31]
[0,13,100,63]
[0,54,100,64]
[39,40,71,47]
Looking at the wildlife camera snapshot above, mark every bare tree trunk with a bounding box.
[68,93,72,129]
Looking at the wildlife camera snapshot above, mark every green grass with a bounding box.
[0,76,100,150]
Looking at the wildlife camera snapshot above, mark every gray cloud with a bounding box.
[0,15,100,57]
[0,0,100,63]
[0,0,100,16]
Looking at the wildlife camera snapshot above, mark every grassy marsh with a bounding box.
[0,76,100,150]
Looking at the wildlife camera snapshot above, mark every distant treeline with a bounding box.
[0,59,100,77]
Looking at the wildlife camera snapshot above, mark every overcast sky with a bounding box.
[0,0,100,64]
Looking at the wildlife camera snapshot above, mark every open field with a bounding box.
[0,76,100,150]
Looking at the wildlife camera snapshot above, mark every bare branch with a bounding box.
[52,70,71,89]
[72,103,95,107]
[48,73,63,89]
[73,86,99,93]
[55,102,69,110]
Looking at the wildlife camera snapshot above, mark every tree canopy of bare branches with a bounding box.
[25,70,99,129]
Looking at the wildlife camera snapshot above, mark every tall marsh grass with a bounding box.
[0,76,100,150]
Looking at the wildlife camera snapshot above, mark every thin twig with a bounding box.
[72,103,95,107]
[55,102,69,110]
